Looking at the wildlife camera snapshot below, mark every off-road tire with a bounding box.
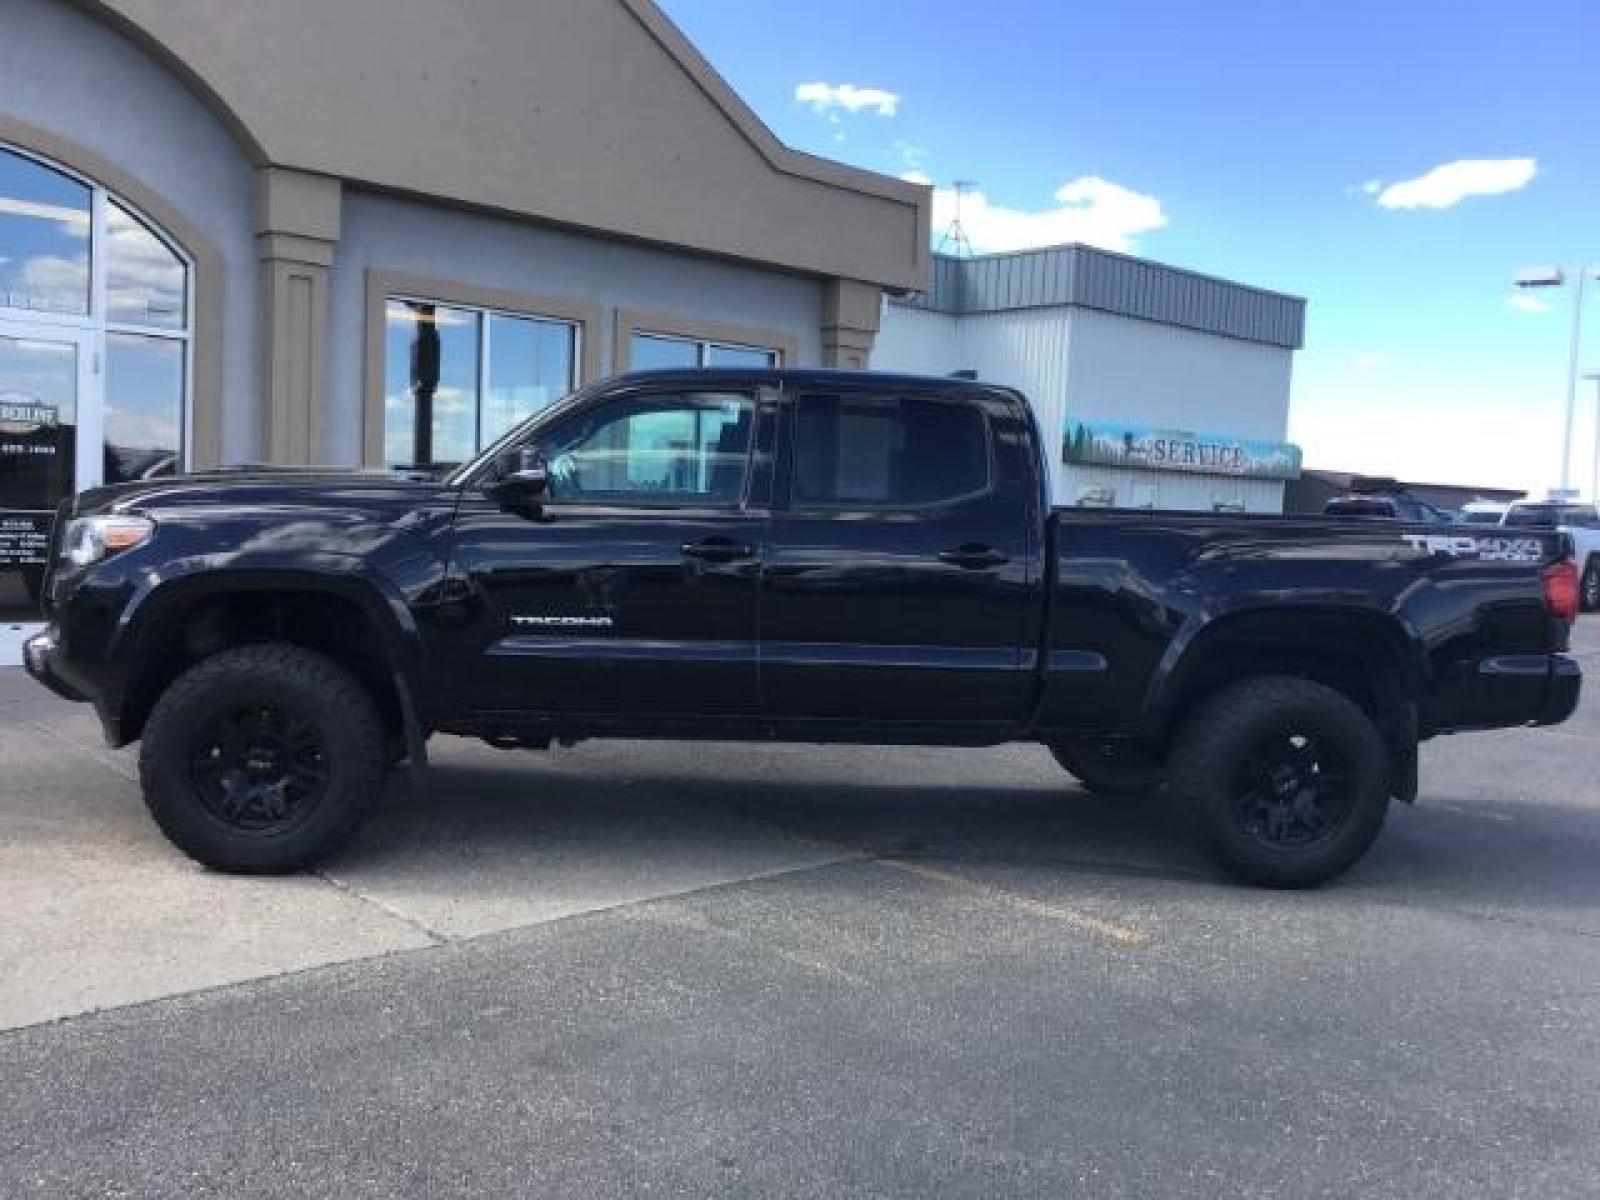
[1050,738,1166,797]
[139,643,386,873]
[1170,675,1391,889]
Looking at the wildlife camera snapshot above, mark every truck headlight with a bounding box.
[61,515,155,568]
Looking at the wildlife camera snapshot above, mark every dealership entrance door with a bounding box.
[0,141,193,666]
[0,323,95,663]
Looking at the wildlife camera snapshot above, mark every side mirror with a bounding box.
[485,445,549,506]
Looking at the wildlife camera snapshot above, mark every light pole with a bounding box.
[1587,369,1600,502]
[1515,265,1595,495]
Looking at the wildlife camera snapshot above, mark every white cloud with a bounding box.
[915,177,1168,254]
[1508,292,1551,314]
[794,82,900,118]
[1374,157,1537,210]
[900,170,933,186]
[1360,179,1382,196]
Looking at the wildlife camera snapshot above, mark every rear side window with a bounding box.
[1326,498,1396,518]
[792,393,990,507]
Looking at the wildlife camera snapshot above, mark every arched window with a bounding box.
[1,142,194,638]
[0,142,193,484]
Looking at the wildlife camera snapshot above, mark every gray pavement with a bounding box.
[1,623,1598,1197]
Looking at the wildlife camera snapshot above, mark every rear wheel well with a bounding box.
[122,589,403,746]
[1158,614,1417,795]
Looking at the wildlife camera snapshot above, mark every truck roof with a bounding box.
[602,367,1013,396]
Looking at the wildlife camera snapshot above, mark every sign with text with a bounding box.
[0,510,53,569]
[1063,419,1302,481]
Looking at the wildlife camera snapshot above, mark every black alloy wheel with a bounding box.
[190,703,330,834]
[1232,730,1353,850]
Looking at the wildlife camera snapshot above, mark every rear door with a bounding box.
[759,384,1040,728]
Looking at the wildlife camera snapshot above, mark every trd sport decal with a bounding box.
[511,615,616,629]
[1402,534,1545,562]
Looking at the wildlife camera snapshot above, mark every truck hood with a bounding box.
[70,466,457,519]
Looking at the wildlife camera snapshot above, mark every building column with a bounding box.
[822,278,882,369]
[256,167,341,464]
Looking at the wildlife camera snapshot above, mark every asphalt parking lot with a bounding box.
[2,623,1598,1198]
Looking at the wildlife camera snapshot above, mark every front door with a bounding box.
[0,322,95,661]
[446,385,768,723]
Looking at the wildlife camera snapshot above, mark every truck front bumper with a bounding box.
[23,628,89,703]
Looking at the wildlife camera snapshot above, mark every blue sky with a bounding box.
[661,0,1600,493]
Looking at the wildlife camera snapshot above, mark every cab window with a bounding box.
[791,392,991,507]
[537,392,754,506]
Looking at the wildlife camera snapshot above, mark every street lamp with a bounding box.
[1515,265,1596,494]
[1586,369,1600,503]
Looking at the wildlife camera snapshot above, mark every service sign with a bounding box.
[1063,419,1302,481]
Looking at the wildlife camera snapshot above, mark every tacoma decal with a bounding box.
[511,615,615,629]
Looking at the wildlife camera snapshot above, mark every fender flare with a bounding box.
[108,561,433,754]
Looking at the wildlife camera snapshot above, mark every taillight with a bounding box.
[1543,559,1580,624]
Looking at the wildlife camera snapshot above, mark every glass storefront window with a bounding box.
[631,333,700,371]
[0,335,77,510]
[383,297,576,468]
[483,313,575,445]
[0,148,91,317]
[106,200,187,330]
[631,331,779,371]
[103,333,184,483]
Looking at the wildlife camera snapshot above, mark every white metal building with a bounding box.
[873,245,1306,512]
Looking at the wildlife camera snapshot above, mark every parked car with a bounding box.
[1323,477,1456,523]
[24,370,1583,888]
[1503,500,1600,611]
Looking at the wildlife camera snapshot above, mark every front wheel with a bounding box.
[139,643,387,873]
[1170,676,1391,889]
[1050,738,1166,797]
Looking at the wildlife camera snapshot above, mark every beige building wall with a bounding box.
[4,0,931,467]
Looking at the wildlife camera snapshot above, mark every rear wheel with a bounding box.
[1050,738,1165,796]
[1581,557,1600,613]
[1170,676,1391,888]
[139,643,386,873]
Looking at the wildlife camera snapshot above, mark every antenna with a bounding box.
[936,179,977,258]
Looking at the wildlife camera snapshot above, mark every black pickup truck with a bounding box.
[24,369,1582,886]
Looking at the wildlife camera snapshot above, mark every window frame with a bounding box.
[363,271,602,468]
[781,388,997,515]
[528,388,761,512]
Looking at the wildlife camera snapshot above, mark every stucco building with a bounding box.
[0,0,929,655]
[875,246,1306,512]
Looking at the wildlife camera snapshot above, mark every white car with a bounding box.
[1503,501,1600,611]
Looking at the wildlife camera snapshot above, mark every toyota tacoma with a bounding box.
[24,369,1583,886]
